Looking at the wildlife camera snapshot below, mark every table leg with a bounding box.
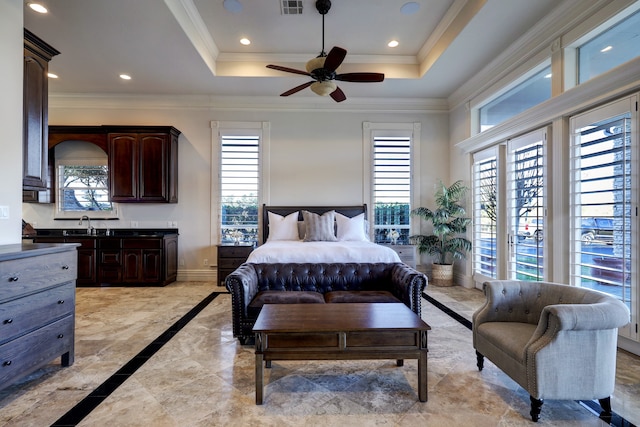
[418,350,427,402]
[255,352,264,404]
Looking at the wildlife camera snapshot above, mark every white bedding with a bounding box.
[246,240,401,263]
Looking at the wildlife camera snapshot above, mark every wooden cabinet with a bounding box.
[122,239,162,283]
[217,244,253,286]
[108,127,180,203]
[0,243,77,392]
[34,233,178,287]
[23,29,59,192]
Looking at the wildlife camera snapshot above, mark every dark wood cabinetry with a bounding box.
[109,130,179,203]
[47,125,180,204]
[217,244,253,286]
[23,29,59,195]
[34,233,178,287]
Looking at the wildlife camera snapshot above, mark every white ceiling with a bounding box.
[23,0,562,102]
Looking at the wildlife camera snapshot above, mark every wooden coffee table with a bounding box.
[252,303,431,404]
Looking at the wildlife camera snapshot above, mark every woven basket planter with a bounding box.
[431,263,454,287]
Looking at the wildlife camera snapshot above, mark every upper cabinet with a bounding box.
[23,29,59,191]
[48,125,181,204]
[108,128,180,203]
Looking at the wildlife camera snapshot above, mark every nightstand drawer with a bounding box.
[217,244,253,286]
[385,245,416,268]
[219,258,248,268]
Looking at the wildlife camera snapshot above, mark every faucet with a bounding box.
[79,215,92,234]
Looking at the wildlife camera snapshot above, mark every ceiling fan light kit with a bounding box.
[266,0,384,102]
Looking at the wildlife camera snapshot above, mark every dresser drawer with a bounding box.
[0,315,74,386]
[0,282,75,345]
[0,251,77,301]
[219,245,253,258]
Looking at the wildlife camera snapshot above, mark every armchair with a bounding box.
[473,280,630,422]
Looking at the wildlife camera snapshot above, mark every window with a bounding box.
[372,135,411,244]
[472,149,498,280]
[479,64,552,132]
[54,141,116,219]
[578,9,640,84]
[219,134,260,245]
[570,97,636,339]
[507,130,546,281]
[58,164,113,212]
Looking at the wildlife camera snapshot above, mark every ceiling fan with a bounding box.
[266,0,384,102]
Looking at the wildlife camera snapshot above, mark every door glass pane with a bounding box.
[571,113,632,312]
[473,154,498,278]
[508,134,545,280]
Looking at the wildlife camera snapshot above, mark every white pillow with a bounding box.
[267,211,300,241]
[336,212,368,241]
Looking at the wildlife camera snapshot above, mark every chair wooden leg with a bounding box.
[598,397,612,415]
[530,396,543,422]
[476,350,484,371]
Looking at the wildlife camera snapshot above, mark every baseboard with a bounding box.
[176,268,217,282]
[618,336,640,357]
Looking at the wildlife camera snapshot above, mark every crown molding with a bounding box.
[49,93,449,114]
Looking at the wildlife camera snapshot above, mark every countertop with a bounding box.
[32,228,179,239]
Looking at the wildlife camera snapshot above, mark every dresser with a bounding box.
[217,244,253,287]
[0,243,78,392]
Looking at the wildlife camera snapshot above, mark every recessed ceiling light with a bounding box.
[223,0,242,13]
[119,74,132,80]
[47,72,58,78]
[601,45,613,52]
[400,2,420,15]
[240,38,251,46]
[28,2,48,13]
[388,40,399,48]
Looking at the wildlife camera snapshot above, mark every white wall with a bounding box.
[22,98,448,280]
[0,1,23,245]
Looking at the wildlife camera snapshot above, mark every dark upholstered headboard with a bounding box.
[261,204,367,243]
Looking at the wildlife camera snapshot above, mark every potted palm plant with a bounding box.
[410,180,472,286]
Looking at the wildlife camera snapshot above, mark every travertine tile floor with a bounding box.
[0,282,638,426]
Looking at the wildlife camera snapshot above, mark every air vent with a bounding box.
[281,0,303,15]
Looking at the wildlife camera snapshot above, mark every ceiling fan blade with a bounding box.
[323,46,347,72]
[330,86,346,103]
[335,72,385,82]
[267,64,312,77]
[280,81,314,96]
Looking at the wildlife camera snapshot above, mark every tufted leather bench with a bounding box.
[225,262,427,344]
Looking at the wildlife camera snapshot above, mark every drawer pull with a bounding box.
[57,334,64,339]
[62,265,70,270]
[8,276,19,282]
[58,300,65,304]
[3,319,13,324]
[2,361,11,367]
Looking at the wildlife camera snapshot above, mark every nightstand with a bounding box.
[217,244,254,287]
[384,244,416,268]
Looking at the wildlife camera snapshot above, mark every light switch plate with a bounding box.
[0,206,9,219]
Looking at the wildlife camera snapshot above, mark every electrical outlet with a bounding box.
[179,258,185,267]
[171,221,178,228]
[203,258,209,266]
[131,221,139,228]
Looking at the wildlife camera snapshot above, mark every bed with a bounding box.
[246,204,401,263]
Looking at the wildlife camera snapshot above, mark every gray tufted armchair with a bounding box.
[473,280,630,422]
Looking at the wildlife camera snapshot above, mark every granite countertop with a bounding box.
[32,228,179,238]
